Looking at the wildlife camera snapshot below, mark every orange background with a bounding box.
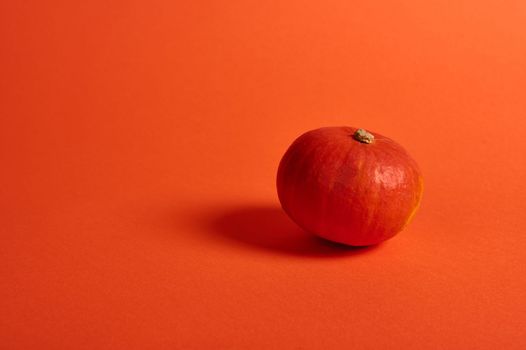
[1,0,526,349]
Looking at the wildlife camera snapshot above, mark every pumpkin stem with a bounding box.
[353,129,375,144]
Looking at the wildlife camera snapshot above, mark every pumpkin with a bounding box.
[277,126,423,246]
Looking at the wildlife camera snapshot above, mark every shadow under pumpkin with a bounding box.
[206,205,380,258]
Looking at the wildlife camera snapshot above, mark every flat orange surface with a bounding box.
[1,1,526,349]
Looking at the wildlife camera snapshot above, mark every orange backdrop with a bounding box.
[1,0,526,349]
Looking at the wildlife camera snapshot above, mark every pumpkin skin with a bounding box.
[276,126,423,246]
